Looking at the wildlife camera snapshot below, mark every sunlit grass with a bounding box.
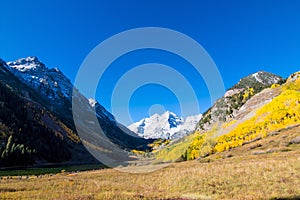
[1,148,299,199]
[2,121,300,199]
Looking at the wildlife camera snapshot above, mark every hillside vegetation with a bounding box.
[155,72,300,162]
[0,81,73,166]
[196,71,284,131]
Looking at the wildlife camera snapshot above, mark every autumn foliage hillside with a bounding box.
[156,71,300,161]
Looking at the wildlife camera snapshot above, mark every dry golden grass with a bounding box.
[1,152,300,199]
[1,126,300,200]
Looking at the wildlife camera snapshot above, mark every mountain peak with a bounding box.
[230,70,284,91]
[7,56,46,72]
[6,57,72,102]
[250,71,281,84]
[24,56,39,62]
[128,111,202,139]
[161,110,177,118]
[164,110,176,115]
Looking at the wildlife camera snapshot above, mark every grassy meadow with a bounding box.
[1,113,300,199]
[1,150,299,199]
[0,123,300,200]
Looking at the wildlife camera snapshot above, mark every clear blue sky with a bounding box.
[1,0,300,125]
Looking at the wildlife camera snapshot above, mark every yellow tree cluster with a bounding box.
[214,87,300,152]
[242,87,255,101]
[271,83,280,88]
[186,128,219,160]
[186,133,205,160]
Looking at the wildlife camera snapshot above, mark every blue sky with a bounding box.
[1,0,300,125]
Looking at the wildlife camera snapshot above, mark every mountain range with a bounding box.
[128,111,202,139]
[1,55,298,168]
[0,56,152,167]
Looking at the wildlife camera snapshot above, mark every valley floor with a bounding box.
[1,125,300,200]
[0,151,300,199]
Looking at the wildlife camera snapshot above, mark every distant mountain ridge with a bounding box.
[128,111,202,139]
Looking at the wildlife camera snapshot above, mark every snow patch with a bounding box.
[88,98,97,107]
[252,72,264,84]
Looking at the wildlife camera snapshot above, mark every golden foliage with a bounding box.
[148,139,170,149]
[214,87,300,153]
[271,83,280,88]
[242,87,255,101]
[131,149,145,155]
[187,76,300,158]
[186,129,217,160]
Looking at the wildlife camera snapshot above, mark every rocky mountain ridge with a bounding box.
[196,71,285,131]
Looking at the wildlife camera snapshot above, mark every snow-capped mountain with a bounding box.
[7,56,72,104]
[6,57,115,123]
[4,56,151,151]
[128,111,202,139]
